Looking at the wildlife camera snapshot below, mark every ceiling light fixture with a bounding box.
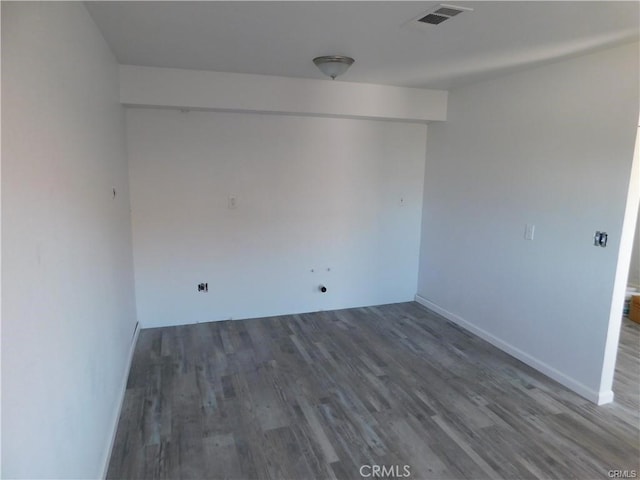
[313,55,355,80]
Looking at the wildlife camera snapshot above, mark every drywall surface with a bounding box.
[2,3,137,477]
[127,109,426,327]
[119,65,448,123]
[417,42,639,403]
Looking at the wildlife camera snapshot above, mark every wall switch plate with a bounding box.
[228,195,237,209]
[524,224,535,240]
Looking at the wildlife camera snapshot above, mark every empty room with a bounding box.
[2,1,640,479]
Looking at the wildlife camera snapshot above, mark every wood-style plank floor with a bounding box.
[107,302,639,479]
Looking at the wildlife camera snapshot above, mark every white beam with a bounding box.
[119,65,447,123]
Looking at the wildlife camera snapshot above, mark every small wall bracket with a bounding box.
[594,231,608,248]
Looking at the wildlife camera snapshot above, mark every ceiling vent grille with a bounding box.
[414,4,472,26]
[419,13,449,25]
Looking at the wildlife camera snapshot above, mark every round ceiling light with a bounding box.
[313,55,355,80]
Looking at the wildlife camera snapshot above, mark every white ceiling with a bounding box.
[86,1,639,89]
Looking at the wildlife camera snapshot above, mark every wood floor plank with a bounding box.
[108,303,640,479]
[203,433,242,480]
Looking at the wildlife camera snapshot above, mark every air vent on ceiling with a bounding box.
[419,13,449,25]
[414,4,472,26]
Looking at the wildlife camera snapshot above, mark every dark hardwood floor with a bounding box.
[107,302,639,479]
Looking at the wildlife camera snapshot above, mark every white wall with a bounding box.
[416,42,639,404]
[127,109,426,327]
[2,3,137,478]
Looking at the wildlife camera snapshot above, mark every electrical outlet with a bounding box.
[524,224,535,240]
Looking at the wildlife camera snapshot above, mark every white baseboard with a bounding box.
[100,322,140,478]
[414,294,612,405]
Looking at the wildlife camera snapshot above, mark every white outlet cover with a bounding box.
[524,224,535,240]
